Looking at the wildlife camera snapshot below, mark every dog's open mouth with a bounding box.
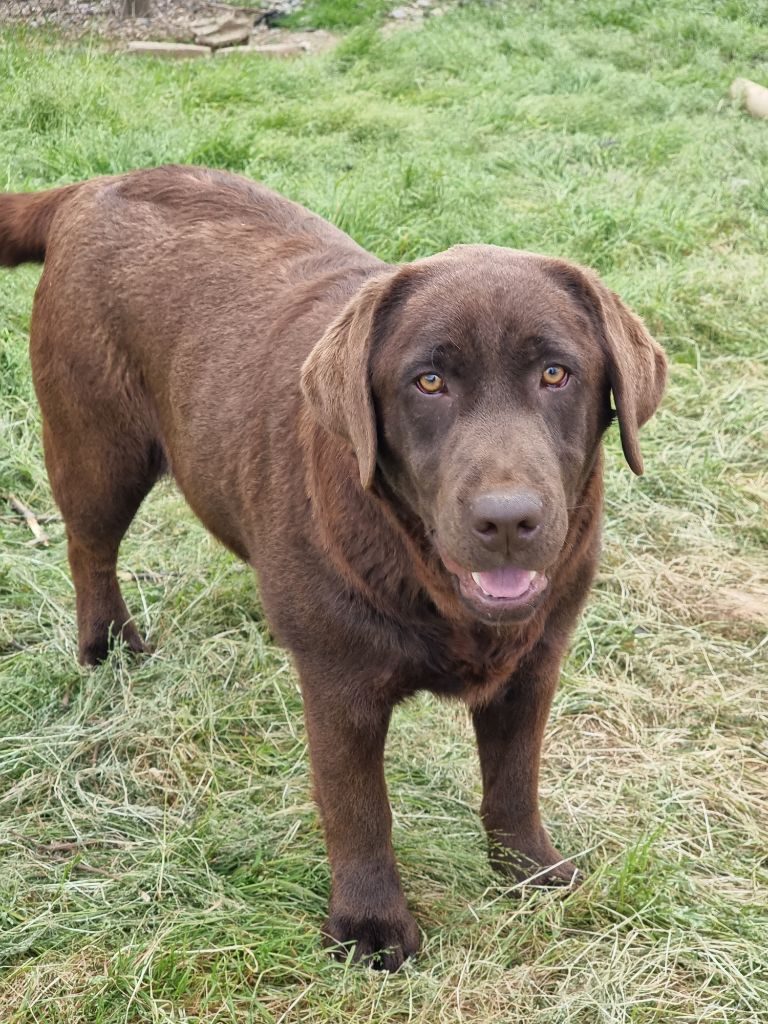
[439,553,548,619]
[460,564,548,612]
[469,567,544,600]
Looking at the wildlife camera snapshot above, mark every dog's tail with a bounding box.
[0,182,84,267]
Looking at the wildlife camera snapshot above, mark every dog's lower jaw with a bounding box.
[436,550,551,624]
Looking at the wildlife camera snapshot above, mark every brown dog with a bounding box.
[0,166,666,970]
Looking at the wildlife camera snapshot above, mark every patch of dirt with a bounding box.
[704,585,768,629]
[0,0,302,42]
[385,0,445,26]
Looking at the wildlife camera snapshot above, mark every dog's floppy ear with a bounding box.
[548,261,667,475]
[301,269,402,489]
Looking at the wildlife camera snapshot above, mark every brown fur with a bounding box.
[0,166,666,971]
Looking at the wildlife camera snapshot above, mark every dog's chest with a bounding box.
[404,617,542,706]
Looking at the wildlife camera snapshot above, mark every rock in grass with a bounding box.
[251,41,310,56]
[218,41,309,57]
[192,13,253,50]
[126,41,211,59]
[729,77,768,119]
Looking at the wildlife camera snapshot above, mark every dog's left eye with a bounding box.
[415,372,446,394]
[541,365,569,388]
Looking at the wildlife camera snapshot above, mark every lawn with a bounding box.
[1,1,767,1020]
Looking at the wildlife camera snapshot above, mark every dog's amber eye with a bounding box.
[416,372,446,394]
[541,365,568,387]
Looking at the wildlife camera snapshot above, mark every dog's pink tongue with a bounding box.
[473,567,534,599]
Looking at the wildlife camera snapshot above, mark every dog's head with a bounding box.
[302,246,666,622]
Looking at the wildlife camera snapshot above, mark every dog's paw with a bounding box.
[79,621,151,666]
[489,835,582,888]
[518,854,581,888]
[323,906,420,971]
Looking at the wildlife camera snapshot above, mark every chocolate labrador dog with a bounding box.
[0,166,665,969]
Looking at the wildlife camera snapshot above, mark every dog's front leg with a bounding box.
[299,672,419,970]
[472,637,580,887]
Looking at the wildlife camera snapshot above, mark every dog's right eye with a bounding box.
[415,372,446,395]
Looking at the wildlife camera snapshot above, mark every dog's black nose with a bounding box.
[470,491,543,552]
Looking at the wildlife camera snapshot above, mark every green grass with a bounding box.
[282,0,400,30]
[1,2,767,1020]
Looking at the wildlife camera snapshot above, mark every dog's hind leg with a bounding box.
[30,297,164,666]
[41,412,163,666]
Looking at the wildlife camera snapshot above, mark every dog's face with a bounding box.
[302,246,666,623]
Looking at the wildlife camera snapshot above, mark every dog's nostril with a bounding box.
[475,520,498,538]
[517,517,539,537]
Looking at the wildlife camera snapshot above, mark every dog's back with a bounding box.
[3,167,384,573]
